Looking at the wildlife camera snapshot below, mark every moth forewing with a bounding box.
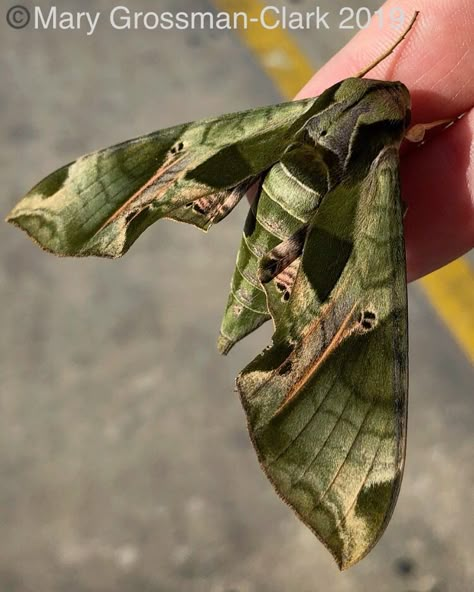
[6,97,321,257]
[237,144,408,570]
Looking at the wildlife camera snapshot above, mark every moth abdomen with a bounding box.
[219,155,326,353]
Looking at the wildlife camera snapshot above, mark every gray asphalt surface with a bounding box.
[1,1,473,591]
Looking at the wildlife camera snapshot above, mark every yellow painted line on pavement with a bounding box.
[212,0,313,97]
[212,0,474,364]
[421,259,474,362]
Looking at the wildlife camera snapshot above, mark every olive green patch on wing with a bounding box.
[237,147,407,569]
[7,96,322,258]
[7,125,187,257]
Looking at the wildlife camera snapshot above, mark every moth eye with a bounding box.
[278,360,292,376]
[319,129,327,138]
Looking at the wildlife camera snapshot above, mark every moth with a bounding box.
[7,14,420,570]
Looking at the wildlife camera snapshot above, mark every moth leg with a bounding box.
[401,199,408,218]
[259,225,308,284]
[405,115,463,143]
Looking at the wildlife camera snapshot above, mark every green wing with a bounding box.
[6,98,325,258]
[237,147,408,570]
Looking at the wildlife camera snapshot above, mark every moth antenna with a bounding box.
[355,11,419,78]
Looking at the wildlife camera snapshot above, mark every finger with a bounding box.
[403,108,474,282]
[296,0,474,124]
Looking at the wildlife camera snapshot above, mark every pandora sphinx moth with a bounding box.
[6,14,420,570]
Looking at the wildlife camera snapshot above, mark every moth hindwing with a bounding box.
[7,24,415,572]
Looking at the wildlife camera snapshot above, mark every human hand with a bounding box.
[296,0,474,282]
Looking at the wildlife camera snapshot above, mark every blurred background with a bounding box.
[1,1,473,591]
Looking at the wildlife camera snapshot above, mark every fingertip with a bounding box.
[403,109,474,281]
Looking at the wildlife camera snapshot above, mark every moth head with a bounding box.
[302,79,411,176]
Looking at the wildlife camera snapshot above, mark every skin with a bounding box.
[295,0,474,282]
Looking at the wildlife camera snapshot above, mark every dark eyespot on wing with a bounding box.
[357,310,378,331]
[170,141,185,155]
[193,202,206,215]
